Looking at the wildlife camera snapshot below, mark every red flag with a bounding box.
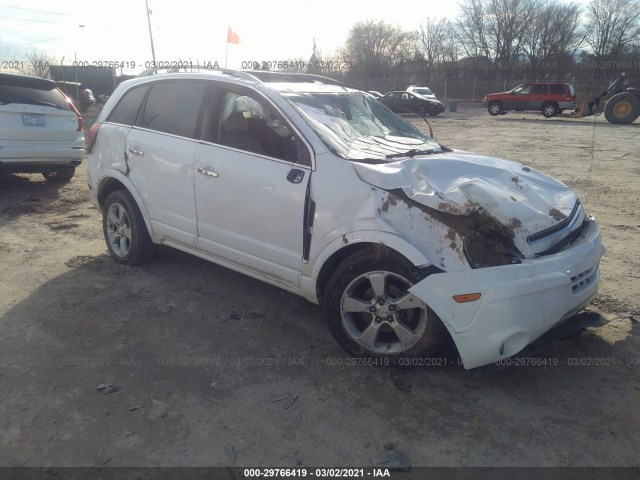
[227,27,240,44]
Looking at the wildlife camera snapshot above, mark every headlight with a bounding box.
[463,223,524,268]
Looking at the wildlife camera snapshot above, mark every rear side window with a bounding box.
[138,81,207,139]
[550,84,565,95]
[531,84,547,95]
[107,85,149,126]
[0,84,70,110]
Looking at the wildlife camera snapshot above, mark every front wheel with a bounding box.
[488,101,503,116]
[42,166,75,183]
[103,190,157,265]
[604,92,640,124]
[417,105,427,116]
[324,249,446,363]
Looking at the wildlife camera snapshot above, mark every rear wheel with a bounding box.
[488,101,503,116]
[103,190,157,265]
[324,249,446,364]
[542,102,558,118]
[42,166,75,183]
[604,92,640,124]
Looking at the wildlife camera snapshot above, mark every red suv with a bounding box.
[483,82,577,117]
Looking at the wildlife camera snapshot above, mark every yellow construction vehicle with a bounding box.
[569,73,640,124]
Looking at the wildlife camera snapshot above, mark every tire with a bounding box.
[604,92,640,124]
[42,166,75,183]
[488,101,503,116]
[417,105,427,116]
[324,249,446,363]
[542,102,558,118]
[103,190,157,265]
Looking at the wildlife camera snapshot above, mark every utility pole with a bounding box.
[145,0,157,68]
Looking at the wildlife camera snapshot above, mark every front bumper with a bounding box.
[409,219,604,369]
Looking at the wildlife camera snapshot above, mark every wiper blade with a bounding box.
[385,148,437,159]
[351,157,388,165]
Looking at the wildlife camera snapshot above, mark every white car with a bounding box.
[0,73,85,182]
[407,85,438,100]
[86,70,604,370]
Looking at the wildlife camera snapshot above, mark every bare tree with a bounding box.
[455,0,492,75]
[585,0,640,61]
[18,49,56,78]
[343,20,412,76]
[417,18,450,80]
[456,0,536,78]
[522,1,583,77]
[486,0,537,75]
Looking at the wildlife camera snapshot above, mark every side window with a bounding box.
[531,84,547,95]
[138,81,207,139]
[512,84,531,95]
[107,85,149,126]
[216,89,310,166]
[550,84,565,95]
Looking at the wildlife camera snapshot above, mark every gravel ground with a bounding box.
[0,107,638,469]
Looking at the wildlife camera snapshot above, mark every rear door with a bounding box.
[125,80,208,247]
[529,84,548,109]
[194,83,312,286]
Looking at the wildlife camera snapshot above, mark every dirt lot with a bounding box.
[1,108,638,469]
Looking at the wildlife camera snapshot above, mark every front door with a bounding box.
[194,85,312,286]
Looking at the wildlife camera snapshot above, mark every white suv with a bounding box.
[0,73,85,182]
[87,70,604,369]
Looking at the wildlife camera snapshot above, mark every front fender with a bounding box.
[309,230,432,282]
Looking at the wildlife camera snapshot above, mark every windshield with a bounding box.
[282,91,441,161]
[414,88,433,96]
[0,85,70,110]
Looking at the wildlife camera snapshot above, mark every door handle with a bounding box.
[128,146,144,156]
[197,167,219,177]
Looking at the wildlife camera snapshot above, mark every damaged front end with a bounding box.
[354,153,604,369]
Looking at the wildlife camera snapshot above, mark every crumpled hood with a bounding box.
[352,152,578,253]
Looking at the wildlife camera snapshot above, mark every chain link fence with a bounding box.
[330,73,640,103]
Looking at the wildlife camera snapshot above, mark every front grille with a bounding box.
[528,200,585,256]
[528,200,581,244]
[571,267,597,294]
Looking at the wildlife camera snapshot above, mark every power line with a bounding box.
[0,5,70,16]
[0,16,72,25]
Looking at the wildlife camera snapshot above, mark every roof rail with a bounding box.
[137,65,257,81]
[135,66,346,87]
[241,70,345,86]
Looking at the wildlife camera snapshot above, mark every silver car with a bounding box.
[0,73,85,182]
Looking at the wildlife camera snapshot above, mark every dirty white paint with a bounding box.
[352,152,580,258]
